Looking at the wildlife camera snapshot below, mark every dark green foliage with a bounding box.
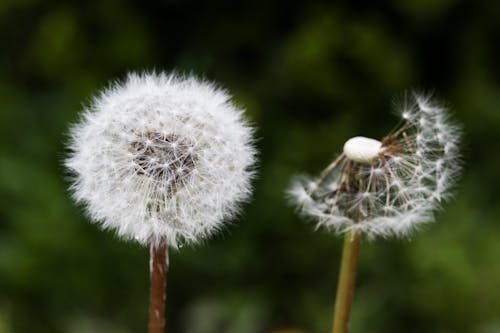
[0,0,499,332]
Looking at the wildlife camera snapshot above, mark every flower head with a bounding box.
[288,93,461,238]
[65,72,256,248]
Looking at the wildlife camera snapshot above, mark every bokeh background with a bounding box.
[1,1,500,332]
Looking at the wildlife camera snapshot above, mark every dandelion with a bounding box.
[288,92,461,333]
[65,72,256,333]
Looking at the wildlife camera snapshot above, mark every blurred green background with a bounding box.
[1,0,500,332]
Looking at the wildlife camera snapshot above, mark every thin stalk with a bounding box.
[149,241,169,333]
[331,230,361,333]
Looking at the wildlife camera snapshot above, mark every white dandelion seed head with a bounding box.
[65,72,257,248]
[288,92,462,239]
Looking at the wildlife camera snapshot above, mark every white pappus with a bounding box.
[288,93,462,239]
[65,72,257,248]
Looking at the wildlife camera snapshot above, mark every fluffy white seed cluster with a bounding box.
[66,72,256,248]
[288,93,461,238]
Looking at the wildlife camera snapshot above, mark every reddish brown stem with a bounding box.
[148,241,168,333]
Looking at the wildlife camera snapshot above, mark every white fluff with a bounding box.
[65,72,257,248]
[343,136,382,163]
[288,93,462,239]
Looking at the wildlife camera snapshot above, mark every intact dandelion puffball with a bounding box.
[66,72,256,248]
[289,93,462,238]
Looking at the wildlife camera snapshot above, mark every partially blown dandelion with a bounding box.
[65,72,256,333]
[288,93,461,333]
[289,93,461,238]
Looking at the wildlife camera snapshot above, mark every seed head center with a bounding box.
[130,131,197,189]
[343,136,382,163]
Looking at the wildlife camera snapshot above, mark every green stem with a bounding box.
[331,230,361,333]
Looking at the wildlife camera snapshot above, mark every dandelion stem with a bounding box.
[149,241,168,333]
[331,230,361,333]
